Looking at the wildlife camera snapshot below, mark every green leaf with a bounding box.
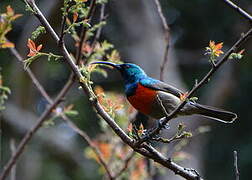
[64,110,79,117]
[178,123,185,132]
[0,72,11,111]
[181,131,192,138]
[96,0,108,4]
[86,21,106,39]
[31,26,46,40]
[0,86,11,94]
[189,96,198,102]
[43,118,56,127]
[229,53,243,60]
[47,53,62,61]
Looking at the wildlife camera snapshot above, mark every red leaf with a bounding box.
[27,39,42,57]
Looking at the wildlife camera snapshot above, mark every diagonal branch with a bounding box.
[18,1,205,180]
[0,78,72,180]
[113,151,135,178]
[62,115,114,180]
[223,0,252,22]
[6,43,113,179]
[9,47,52,103]
[135,27,252,145]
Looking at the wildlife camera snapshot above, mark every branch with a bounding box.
[153,0,171,81]
[141,144,203,180]
[24,1,203,179]
[233,151,239,180]
[135,27,252,145]
[223,0,252,22]
[25,0,133,145]
[91,4,106,50]
[0,39,74,180]
[2,1,223,179]
[113,151,135,178]
[0,79,71,180]
[9,47,52,103]
[9,139,16,180]
[8,42,113,179]
[59,3,71,43]
[62,115,114,180]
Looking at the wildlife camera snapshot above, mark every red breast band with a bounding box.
[127,83,157,115]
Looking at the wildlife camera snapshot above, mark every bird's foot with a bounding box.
[158,118,170,130]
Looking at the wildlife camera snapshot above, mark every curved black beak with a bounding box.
[91,61,121,70]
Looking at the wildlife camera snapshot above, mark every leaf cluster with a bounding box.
[0,6,22,48]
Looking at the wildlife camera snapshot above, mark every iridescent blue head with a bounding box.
[92,61,147,84]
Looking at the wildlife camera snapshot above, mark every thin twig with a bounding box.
[233,151,239,180]
[113,151,135,179]
[59,15,67,43]
[76,0,97,64]
[0,79,72,180]
[141,144,202,180]
[9,47,52,103]
[153,0,171,81]
[91,4,106,49]
[151,136,183,144]
[1,38,74,180]
[59,1,73,44]
[9,139,16,180]
[223,0,252,22]
[59,8,69,44]
[62,115,114,180]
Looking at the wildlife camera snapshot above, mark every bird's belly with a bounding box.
[127,84,157,116]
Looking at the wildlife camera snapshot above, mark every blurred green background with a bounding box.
[1,0,252,179]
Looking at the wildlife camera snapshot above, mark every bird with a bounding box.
[92,61,237,124]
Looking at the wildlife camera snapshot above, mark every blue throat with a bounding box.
[124,77,142,97]
[119,65,147,96]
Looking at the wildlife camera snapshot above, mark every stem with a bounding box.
[223,0,252,22]
[233,151,240,180]
[154,0,171,81]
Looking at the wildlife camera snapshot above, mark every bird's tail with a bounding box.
[193,103,237,123]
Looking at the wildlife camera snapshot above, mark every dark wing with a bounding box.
[139,78,184,98]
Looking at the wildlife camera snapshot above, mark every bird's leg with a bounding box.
[132,124,141,140]
[142,127,158,140]
[158,117,170,130]
[144,118,170,138]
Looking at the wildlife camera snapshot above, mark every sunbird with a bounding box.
[92,62,237,123]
